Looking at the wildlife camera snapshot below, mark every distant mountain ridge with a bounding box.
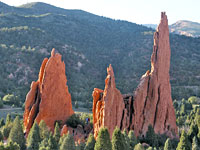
[0,2,200,107]
[143,24,157,29]
[143,20,200,37]
[169,20,200,37]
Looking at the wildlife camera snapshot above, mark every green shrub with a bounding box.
[66,114,83,128]
[188,96,200,105]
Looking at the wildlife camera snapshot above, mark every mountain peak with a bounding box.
[0,1,11,8]
[19,2,53,8]
[170,20,200,37]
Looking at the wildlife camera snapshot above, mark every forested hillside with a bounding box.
[0,2,200,108]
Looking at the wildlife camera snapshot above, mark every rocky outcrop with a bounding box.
[93,12,178,138]
[24,49,74,135]
[131,12,177,137]
[92,64,125,139]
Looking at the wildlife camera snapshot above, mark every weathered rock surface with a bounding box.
[131,12,178,137]
[24,49,74,135]
[93,12,178,138]
[92,64,125,139]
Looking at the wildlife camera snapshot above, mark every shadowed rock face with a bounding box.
[24,49,74,135]
[93,12,178,139]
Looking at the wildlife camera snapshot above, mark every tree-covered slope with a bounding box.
[0,2,200,108]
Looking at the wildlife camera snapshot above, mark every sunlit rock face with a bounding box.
[24,49,74,135]
[92,65,125,139]
[132,12,177,137]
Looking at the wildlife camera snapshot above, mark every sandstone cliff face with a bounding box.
[92,65,125,139]
[93,12,177,138]
[24,49,74,135]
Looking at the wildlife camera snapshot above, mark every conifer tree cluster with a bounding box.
[1,105,200,150]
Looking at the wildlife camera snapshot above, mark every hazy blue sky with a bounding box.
[1,0,200,25]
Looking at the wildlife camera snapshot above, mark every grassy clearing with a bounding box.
[0,105,23,119]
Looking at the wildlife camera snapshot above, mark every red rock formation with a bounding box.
[61,125,68,136]
[92,64,125,139]
[24,49,74,135]
[93,12,177,138]
[131,12,177,137]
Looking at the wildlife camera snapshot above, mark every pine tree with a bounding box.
[176,130,190,150]
[192,136,199,150]
[128,130,137,150]
[60,132,76,150]
[77,142,86,150]
[8,116,26,150]
[164,138,173,150]
[112,127,126,150]
[39,120,50,140]
[39,138,48,150]
[0,131,3,142]
[122,129,130,150]
[2,113,13,139]
[145,125,158,147]
[84,133,96,150]
[59,133,67,148]
[5,113,12,125]
[5,141,20,150]
[188,123,198,142]
[27,122,41,150]
[94,127,112,150]
[134,143,144,150]
[47,133,58,150]
[0,118,5,128]
[53,122,60,144]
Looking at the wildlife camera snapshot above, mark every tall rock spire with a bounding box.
[133,12,177,137]
[92,64,125,139]
[24,49,74,135]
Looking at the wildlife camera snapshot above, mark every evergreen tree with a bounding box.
[39,138,49,150]
[134,143,144,150]
[59,133,67,148]
[0,131,3,142]
[47,133,58,150]
[176,130,190,150]
[112,127,126,150]
[39,120,50,140]
[94,127,112,150]
[0,118,5,128]
[5,113,11,125]
[27,122,41,150]
[164,138,173,150]
[53,122,60,144]
[39,147,47,150]
[5,141,20,150]
[60,132,76,150]
[8,116,26,150]
[192,136,199,150]
[84,133,96,150]
[77,142,86,150]
[122,129,130,150]
[2,113,13,139]
[146,147,153,150]
[128,130,137,150]
[145,125,158,147]
[188,123,199,142]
